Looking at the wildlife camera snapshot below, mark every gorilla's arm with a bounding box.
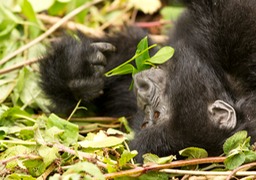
[39,28,148,116]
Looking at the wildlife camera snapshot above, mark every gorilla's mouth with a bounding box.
[133,68,170,129]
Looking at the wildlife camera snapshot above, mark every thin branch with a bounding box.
[135,20,172,28]
[0,0,104,66]
[52,143,107,169]
[70,117,118,123]
[0,154,41,165]
[67,99,82,121]
[0,58,38,75]
[37,14,104,37]
[161,169,256,177]
[226,162,256,180]
[104,157,226,179]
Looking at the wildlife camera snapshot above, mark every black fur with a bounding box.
[40,0,256,162]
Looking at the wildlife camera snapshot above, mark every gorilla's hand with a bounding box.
[67,41,116,101]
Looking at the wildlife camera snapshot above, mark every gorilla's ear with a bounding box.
[208,100,237,130]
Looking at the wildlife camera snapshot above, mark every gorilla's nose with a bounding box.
[134,72,151,95]
[133,68,166,108]
[134,69,153,103]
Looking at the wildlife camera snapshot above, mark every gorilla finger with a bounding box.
[94,65,105,77]
[91,42,116,52]
[90,51,107,66]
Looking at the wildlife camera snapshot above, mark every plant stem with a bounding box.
[161,169,256,177]
[104,157,226,179]
[226,162,256,180]
[0,140,36,145]
[105,44,157,77]
[67,99,82,121]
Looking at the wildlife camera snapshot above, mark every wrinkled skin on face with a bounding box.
[134,68,171,128]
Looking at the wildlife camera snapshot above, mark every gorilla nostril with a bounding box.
[154,111,160,120]
[138,80,150,92]
[141,121,149,129]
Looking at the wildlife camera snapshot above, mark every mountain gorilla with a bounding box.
[40,0,256,162]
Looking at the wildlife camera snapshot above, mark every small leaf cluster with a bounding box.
[105,36,175,77]
[223,131,256,170]
[176,132,256,171]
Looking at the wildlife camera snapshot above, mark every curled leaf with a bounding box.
[179,147,208,159]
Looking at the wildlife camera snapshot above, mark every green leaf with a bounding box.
[58,0,72,2]
[63,162,105,180]
[105,64,135,77]
[143,153,175,164]
[28,0,55,12]
[0,20,16,37]
[6,174,36,180]
[105,38,158,78]
[19,129,35,140]
[161,6,185,21]
[143,153,159,164]
[13,68,50,112]
[0,3,21,23]
[138,171,169,180]
[224,153,246,170]
[0,106,35,126]
[118,117,132,133]
[157,155,176,164]
[20,0,44,38]
[0,145,33,169]
[179,147,208,159]
[79,130,125,148]
[135,37,150,71]
[48,1,67,16]
[38,145,58,167]
[223,131,248,155]
[20,0,39,24]
[47,114,79,146]
[118,150,137,167]
[147,46,175,64]
[244,151,256,163]
[23,159,46,177]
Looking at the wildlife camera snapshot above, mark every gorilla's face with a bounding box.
[133,67,237,131]
[133,68,171,128]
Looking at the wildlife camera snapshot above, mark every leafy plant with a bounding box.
[223,131,256,170]
[0,106,136,178]
[105,36,175,77]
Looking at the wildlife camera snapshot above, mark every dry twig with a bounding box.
[37,14,104,37]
